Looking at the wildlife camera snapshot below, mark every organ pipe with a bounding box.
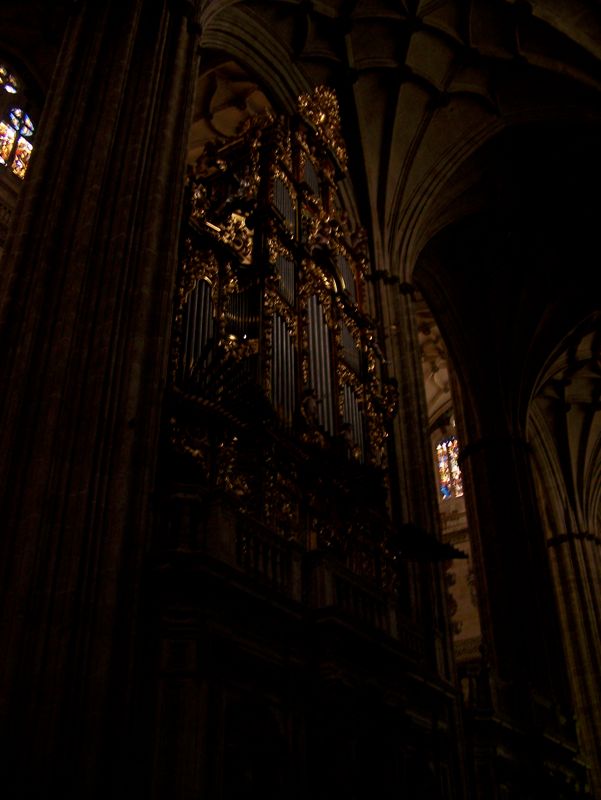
[172,88,395,471]
[275,252,295,305]
[343,383,365,462]
[180,278,214,381]
[272,313,296,425]
[308,295,334,434]
[273,176,295,234]
[303,156,320,196]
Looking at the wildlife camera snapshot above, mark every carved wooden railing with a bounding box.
[162,483,425,660]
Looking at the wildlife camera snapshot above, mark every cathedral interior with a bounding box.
[0,2,600,798]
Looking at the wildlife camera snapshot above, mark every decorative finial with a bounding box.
[297,86,348,170]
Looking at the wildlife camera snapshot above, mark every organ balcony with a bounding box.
[159,88,456,656]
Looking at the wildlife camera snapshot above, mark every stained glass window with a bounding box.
[12,131,33,179]
[0,121,16,164]
[0,63,35,179]
[436,436,463,499]
[0,65,18,95]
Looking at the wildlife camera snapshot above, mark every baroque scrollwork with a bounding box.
[168,85,400,590]
[298,85,348,170]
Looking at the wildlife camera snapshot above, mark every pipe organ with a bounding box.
[168,87,400,577]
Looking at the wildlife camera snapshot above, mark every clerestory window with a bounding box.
[436,436,463,499]
[0,62,35,179]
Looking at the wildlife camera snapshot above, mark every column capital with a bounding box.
[546,531,601,548]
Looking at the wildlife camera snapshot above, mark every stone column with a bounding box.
[546,531,601,795]
[456,428,573,724]
[531,343,601,795]
[377,275,469,799]
[379,278,454,672]
[0,2,199,797]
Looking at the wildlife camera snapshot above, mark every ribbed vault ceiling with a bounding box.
[198,0,601,276]
[194,0,601,432]
[188,59,272,166]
